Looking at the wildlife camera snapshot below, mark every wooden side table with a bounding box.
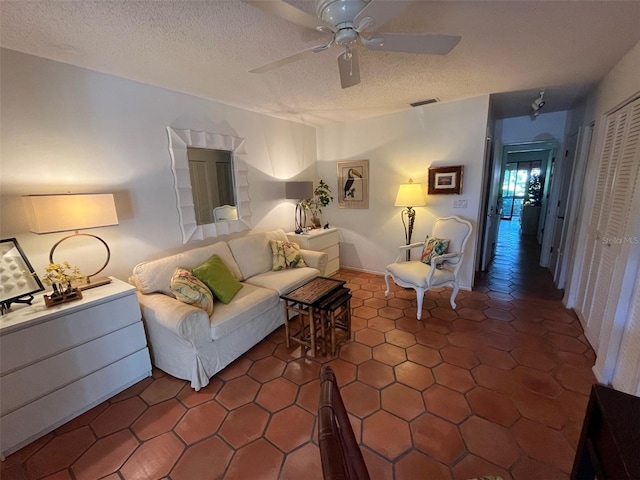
[280,277,345,357]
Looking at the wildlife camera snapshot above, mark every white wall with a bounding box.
[0,49,317,282]
[498,110,568,146]
[316,96,490,289]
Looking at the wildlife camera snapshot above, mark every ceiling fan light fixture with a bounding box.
[410,98,439,107]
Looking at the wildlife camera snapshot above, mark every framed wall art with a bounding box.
[337,160,369,209]
[1,237,45,313]
[428,165,464,195]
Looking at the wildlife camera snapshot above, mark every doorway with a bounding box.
[500,160,543,221]
[480,141,557,271]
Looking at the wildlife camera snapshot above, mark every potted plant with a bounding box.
[304,179,333,228]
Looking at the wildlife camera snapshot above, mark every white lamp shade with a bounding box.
[22,193,119,234]
[285,181,313,200]
[394,183,426,207]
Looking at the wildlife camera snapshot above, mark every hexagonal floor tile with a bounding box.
[372,344,407,366]
[120,432,184,480]
[131,399,186,440]
[338,342,372,365]
[216,376,261,410]
[265,405,314,452]
[139,375,186,406]
[256,377,298,412]
[280,442,323,480]
[90,397,147,438]
[406,344,442,367]
[410,412,466,464]
[340,381,380,419]
[174,400,227,445]
[466,387,520,427]
[72,430,139,480]
[358,359,395,389]
[355,328,386,347]
[247,356,287,383]
[219,403,269,448]
[460,416,521,469]
[225,439,283,478]
[422,384,471,424]
[394,450,450,479]
[394,361,434,391]
[433,363,476,392]
[511,417,575,473]
[170,436,233,480]
[381,383,424,420]
[362,411,412,460]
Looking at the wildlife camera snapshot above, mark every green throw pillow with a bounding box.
[421,237,450,265]
[192,254,242,304]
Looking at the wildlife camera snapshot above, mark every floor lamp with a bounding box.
[22,193,119,289]
[285,181,314,234]
[394,179,426,261]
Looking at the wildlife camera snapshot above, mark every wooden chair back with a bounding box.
[318,366,370,480]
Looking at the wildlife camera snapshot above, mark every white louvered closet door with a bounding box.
[576,97,640,349]
[612,268,640,395]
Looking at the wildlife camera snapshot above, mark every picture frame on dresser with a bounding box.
[0,238,44,314]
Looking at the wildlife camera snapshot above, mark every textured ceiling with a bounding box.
[2,0,640,126]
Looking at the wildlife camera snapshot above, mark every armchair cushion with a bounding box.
[386,261,455,288]
[270,239,307,270]
[170,268,215,316]
[421,237,450,265]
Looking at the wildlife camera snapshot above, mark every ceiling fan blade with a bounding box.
[353,0,408,32]
[250,44,330,74]
[338,49,360,89]
[243,0,336,32]
[366,32,461,55]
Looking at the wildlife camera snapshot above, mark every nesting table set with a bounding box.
[280,277,352,356]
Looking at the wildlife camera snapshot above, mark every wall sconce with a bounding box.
[394,179,426,261]
[22,193,119,289]
[531,89,546,118]
[285,181,313,234]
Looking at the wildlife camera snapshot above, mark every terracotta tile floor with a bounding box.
[2,220,596,479]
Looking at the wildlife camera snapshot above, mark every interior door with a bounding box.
[576,97,640,348]
[550,133,578,279]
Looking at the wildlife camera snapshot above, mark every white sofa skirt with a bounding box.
[145,300,283,390]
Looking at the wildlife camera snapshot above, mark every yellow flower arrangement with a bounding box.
[41,262,83,294]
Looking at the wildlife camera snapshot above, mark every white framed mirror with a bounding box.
[167,127,251,243]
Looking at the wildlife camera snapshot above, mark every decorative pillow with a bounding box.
[270,239,307,271]
[421,237,450,265]
[170,268,215,316]
[192,254,243,304]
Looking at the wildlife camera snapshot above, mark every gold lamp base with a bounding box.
[73,276,112,291]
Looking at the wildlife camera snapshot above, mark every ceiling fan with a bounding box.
[244,0,461,88]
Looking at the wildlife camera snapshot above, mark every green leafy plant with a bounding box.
[527,173,542,206]
[304,179,333,228]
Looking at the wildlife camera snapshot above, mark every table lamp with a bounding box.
[22,193,119,289]
[285,181,313,234]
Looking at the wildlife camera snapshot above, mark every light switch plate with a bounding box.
[453,199,468,208]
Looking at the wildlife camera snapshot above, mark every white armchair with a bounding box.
[385,216,472,320]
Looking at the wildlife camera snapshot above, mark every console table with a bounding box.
[287,228,340,276]
[0,277,151,458]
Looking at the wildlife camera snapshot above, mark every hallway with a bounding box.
[2,223,596,480]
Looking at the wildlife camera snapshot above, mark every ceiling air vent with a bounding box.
[410,98,438,107]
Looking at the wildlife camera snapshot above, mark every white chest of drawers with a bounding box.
[287,228,340,276]
[0,278,151,457]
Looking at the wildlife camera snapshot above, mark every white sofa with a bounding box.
[129,229,328,390]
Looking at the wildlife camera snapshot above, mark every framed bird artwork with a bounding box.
[337,160,369,209]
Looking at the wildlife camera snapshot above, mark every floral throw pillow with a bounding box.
[170,268,215,316]
[420,237,450,266]
[271,240,307,271]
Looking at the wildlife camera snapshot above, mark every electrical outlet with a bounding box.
[453,199,468,208]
